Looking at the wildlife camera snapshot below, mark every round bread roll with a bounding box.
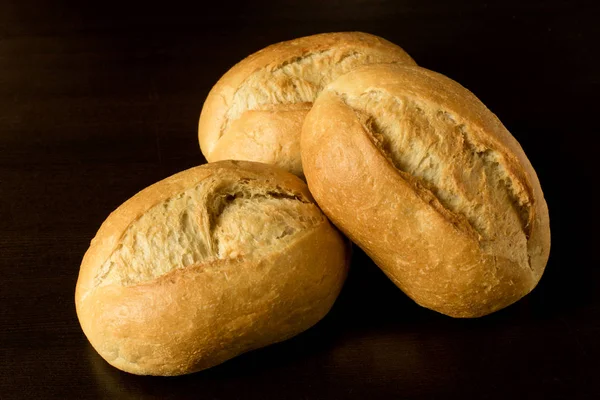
[198,32,416,178]
[75,161,349,375]
[301,64,550,318]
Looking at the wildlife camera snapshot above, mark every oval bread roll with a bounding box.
[301,64,550,318]
[75,161,349,375]
[198,32,416,177]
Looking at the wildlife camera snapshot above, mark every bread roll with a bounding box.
[198,32,416,177]
[301,64,550,318]
[75,161,349,375]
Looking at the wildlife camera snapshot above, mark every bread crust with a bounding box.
[75,161,349,375]
[301,64,550,317]
[198,32,416,177]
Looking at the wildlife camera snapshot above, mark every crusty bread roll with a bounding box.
[75,160,349,375]
[198,32,416,177]
[301,64,550,318]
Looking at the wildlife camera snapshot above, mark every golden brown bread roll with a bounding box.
[301,64,550,318]
[198,32,416,177]
[75,160,349,375]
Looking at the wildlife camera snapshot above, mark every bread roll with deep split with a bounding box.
[301,64,550,318]
[198,32,416,178]
[75,160,349,375]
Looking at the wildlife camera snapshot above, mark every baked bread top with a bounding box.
[198,32,416,177]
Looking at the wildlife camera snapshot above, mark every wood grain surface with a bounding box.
[1,0,598,398]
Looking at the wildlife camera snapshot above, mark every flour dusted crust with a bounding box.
[301,64,550,317]
[198,32,416,177]
[75,161,349,375]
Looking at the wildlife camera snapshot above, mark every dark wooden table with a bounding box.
[1,1,598,398]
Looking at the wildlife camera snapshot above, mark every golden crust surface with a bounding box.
[198,32,416,177]
[75,160,349,375]
[301,64,550,317]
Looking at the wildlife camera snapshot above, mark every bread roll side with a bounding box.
[77,221,347,375]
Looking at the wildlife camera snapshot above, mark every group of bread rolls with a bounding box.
[76,32,550,376]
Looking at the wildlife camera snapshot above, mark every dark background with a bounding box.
[1,0,598,398]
